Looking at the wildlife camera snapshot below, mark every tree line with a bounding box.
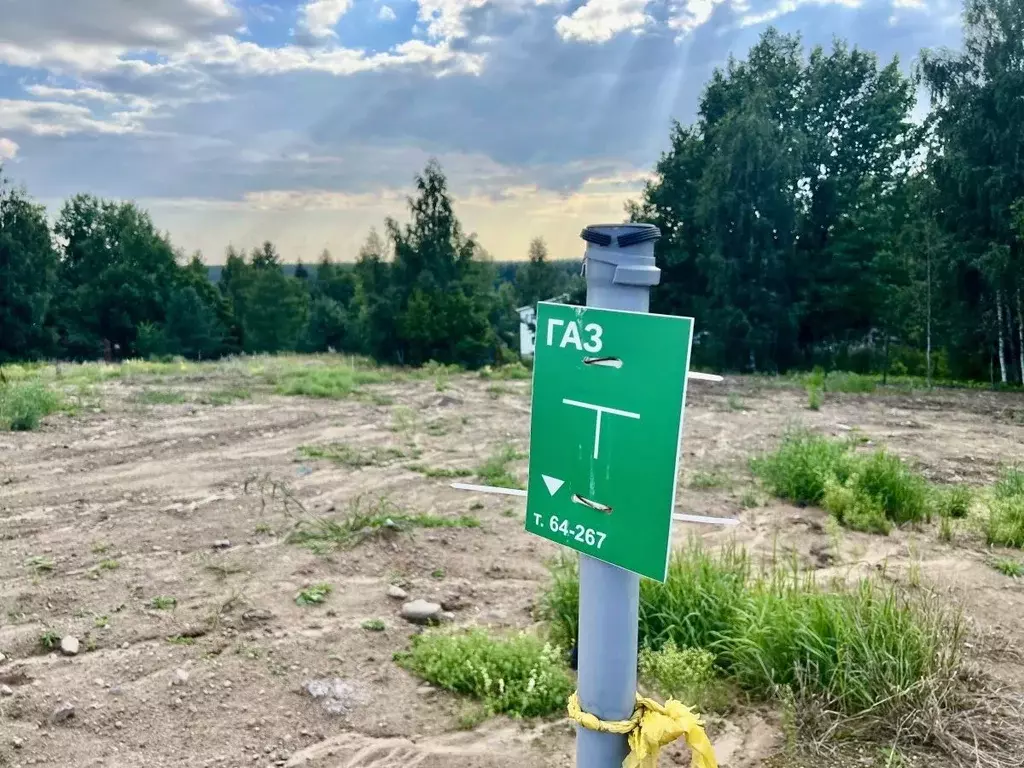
[632,0,1024,383]
[0,161,575,368]
[2,0,1022,382]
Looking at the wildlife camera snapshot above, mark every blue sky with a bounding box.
[0,0,962,262]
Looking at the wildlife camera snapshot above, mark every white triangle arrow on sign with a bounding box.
[541,475,565,496]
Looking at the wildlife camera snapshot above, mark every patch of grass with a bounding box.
[476,444,526,489]
[479,362,531,381]
[995,467,1024,500]
[689,470,731,490]
[431,568,446,579]
[296,583,332,606]
[299,443,406,468]
[201,386,251,406]
[408,464,473,479]
[362,618,386,632]
[540,543,964,726]
[985,495,1024,548]
[0,380,62,431]
[94,615,109,629]
[936,485,973,519]
[98,559,120,571]
[454,705,489,730]
[739,489,761,508]
[639,641,724,712]
[149,596,177,610]
[806,386,823,411]
[938,515,954,543]
[91,542,110,554]
[287,497,480,552]
[990,557,1024,578]
[135,388,188,405]
[487,384,513,399]
[823,372,878,394]
[25,555,55,574]
[396,629,573,718]
[727,392,746,411]
[754,432,929,533]
[167,634,196,646]
[751,430,855,506]
[254,522,273,534]
[39,629,61,651]
[275,365,388,399]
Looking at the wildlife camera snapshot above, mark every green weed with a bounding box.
[807,386,823,410]
[362,618,386,632]
[299,443,406,468]
[455,705,489,730]
[487,384,513,399]
[39,629,61,651]
[990,557,1024,578]
[936,485,973,519]
[167,634,196,645]
[985,495,1024,548]
[822,476,891,534]
[540,543,963,722]
[689,471,731,490]
[201,387,251,406]
[476,444,526,489]
[727,393,747,411]
[396,629,573,718]
[850,450,929,525]
[149,596,177,610]
[638,641,723,711]
[135,389,187,405]
[0,381,62,431]
[995,467,1024,500]
[751,430,855,506]
[296,583,332,606]
[275,365,387,398]
[94,615,110,629]
[408,465,473,479]
[287,497,479,552]
[431,568,446,579]
[938,515,954,543]
[479,362,531,381]
[98,559,120,571]
[25,555,55,574]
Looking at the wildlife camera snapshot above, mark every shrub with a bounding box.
[274,365,387,398]
[851,450,929,525]
[822,476,891,534]
[995,467,1024,500]
[0,381,62,431]
[807,386,823,410]
[751,431,854,506]
[639,642,720,710]
[397,629,573,718]
[985,495,1024,549]
[540,543,962,720]
[936,485,973,519]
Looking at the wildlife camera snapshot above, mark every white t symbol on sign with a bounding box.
[562,398,641,459]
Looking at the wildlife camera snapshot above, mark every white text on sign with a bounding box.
[545,319,603,353]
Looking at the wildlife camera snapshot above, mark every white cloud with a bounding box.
[175,35,485,76]
[554,0,652,43]
[379,4,398,21]
[893,0,925,8]
[668,0,730,36]
[298,0,352,39]
[0,99,141,136]
[0,138,19,161]
[737,0,862,27]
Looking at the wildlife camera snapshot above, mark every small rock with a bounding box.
[12,736,24,749]
[440,594,466,611]
[0,652,6,662]
[385,585,408,600]
[50,702,76,724]
[0,684,13,697]
[172,669,190,686]
[400,599,442,625]
[440,611,456,623]
[416,684,433,695]
[302,678,365,715]
[114,720,124,729]
[212,540,232,550]
[60,636,80,656]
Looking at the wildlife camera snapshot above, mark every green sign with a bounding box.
[524,302,694,582]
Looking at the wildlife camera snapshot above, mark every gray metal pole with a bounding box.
[575,223,661,768]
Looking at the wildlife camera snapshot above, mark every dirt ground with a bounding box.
[2,366,1023,768]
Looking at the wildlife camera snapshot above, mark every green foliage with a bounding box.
[296,583,332,606]
[396,629,573,718]
[751,431,854,506]
[0,380,61,430]
[409,465,473,479]
[516,238,567,307]
[25,555,56,574]
[540,543,963,720]
[39,630,61,651]
[689,470,731,490]
[995,468,1024,500]
[754,433,930,532]
[990,557,1023,578]
[274,364,387,398]
[362,619,386,631]
[135,388,187,405]
[638,641,720,709]
[806,386,823,410]
[476,444,526,489]
[985,496,1024,548]
[299,443,406,467]
[149,596,177,610]
[287,498,480,552]
[936,485,973,519]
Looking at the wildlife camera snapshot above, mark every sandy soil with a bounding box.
[2,367,1023,768]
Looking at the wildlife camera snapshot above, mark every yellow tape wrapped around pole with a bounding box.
[567,691,718,768]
